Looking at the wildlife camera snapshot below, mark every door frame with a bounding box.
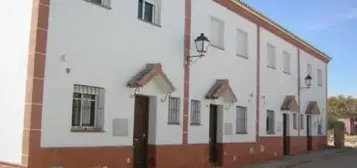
[209,104,220,166]
[133,95,150,168]
[282,113,290,155]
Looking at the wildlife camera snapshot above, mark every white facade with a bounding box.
[189,0,257,144]
[41,0,186,147]
[259,27,299,137]
[300,50,327,136]
[0,0,33,164]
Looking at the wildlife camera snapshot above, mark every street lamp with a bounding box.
[185,33,210,66]
[301,75,312,89]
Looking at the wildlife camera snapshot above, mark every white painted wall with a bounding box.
[259,27,299,137]
[41,0,185,147]
[0,0,32,164]
[300,50,327,136]
[189,0,257,144]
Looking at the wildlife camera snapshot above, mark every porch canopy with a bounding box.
[281,95,298,112]
[127,63,175,93]
[305,101,321,115]
[205,79,237,103]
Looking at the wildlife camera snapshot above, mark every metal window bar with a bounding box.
[236,106,247,134]
[168,97,180,125]
[72,84,104,131]
[293,113,297,129]
[190,100,201,125]
[300,114,304,129]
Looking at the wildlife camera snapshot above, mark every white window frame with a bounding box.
[138,0,161,25]
[236,106,248,134]
[283,51,291,74]
[84,0,111,8]
[266,110,275,134]
[168,97,180,125]
[190,100,201,125]
[236,28,248,58]
[267,43,276,69]
[71,84,105,131]
[210,17,225,49]
[293,113,298,129]
[317,68,323,86]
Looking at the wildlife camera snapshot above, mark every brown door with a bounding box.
[209,104,219,165]
[282,113,290,155]
[133,95,150,168]
[306,115,312,151]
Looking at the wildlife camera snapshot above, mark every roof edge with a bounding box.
[232,0,332,62]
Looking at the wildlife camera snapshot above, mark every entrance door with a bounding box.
[306,115,313,151]
[133,95,150,168]
[209,104,219,165]
[282,113,290,155]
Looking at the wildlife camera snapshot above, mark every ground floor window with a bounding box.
[266,110,275,134]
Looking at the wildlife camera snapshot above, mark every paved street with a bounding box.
[245,147,357,168]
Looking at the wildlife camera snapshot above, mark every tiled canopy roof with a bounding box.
[205,79,237,103]
[281,95,298,112]
[127,63,175,93]
[305,101,321,115]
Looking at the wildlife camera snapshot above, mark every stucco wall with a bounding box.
[41,0,185,147]
[259,27,299,137]
[189,0,257,144]
[300,50,327,136]
[0,0,32,164]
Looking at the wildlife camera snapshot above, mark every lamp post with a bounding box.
[185,33,210,66]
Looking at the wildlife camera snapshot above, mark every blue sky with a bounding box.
[243,0,357,97]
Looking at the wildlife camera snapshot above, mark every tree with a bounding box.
[328,95,357,129]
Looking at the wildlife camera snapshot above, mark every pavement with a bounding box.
[244,147,357,168]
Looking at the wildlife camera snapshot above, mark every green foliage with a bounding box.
[328,95,357,129]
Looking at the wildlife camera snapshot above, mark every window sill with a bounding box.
[236,54,248,59]
[266,132,275,135]
[83,0,112,10]
[138,18,162,28]
[71,129,105,133]
[267,65,276,70]
[283,71,291,75]
[210,44,225,51]
[168,122,180,125]
[236,132,248,135]
[190,123,202,126]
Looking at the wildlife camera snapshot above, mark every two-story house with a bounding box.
[0,0,331,168]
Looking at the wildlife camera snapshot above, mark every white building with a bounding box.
[0,0,331,168]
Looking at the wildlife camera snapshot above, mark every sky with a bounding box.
[242,0,357,97]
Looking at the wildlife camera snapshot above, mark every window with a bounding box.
[190,100,201,125]
[317,118,323,135]
[266,110,275,134]
[84,0,111,8]
[210,17,225,49]
[283,51,291,74]
[317,69,323,86]
[307,63,312,76]
[236,106,247,134]
[236,29,248,58]
[267,44,276,69]
[300,114,304,129]
[138,0,161,25]
[293,113,297,129]
[71,85,105,131]
[168,97,180,125]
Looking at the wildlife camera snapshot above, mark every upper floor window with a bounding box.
[210,17,225,49]
[168,97,180,125]
[307,63,312,76]
[267,44,276,69]
[236,106,248,134]
[71,84,105,131]
[283,51,291,74]
[236,29,248,58]
[317,69,323,86]
[84,0,111,9]
[190,100,201,125]
[138,0,161,25]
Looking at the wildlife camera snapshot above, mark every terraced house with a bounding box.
[0,0,331,168]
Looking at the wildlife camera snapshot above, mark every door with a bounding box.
[209,104,220,165]
[133,95,150,168]
[306,115,312,151]
[282,113,290,155]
